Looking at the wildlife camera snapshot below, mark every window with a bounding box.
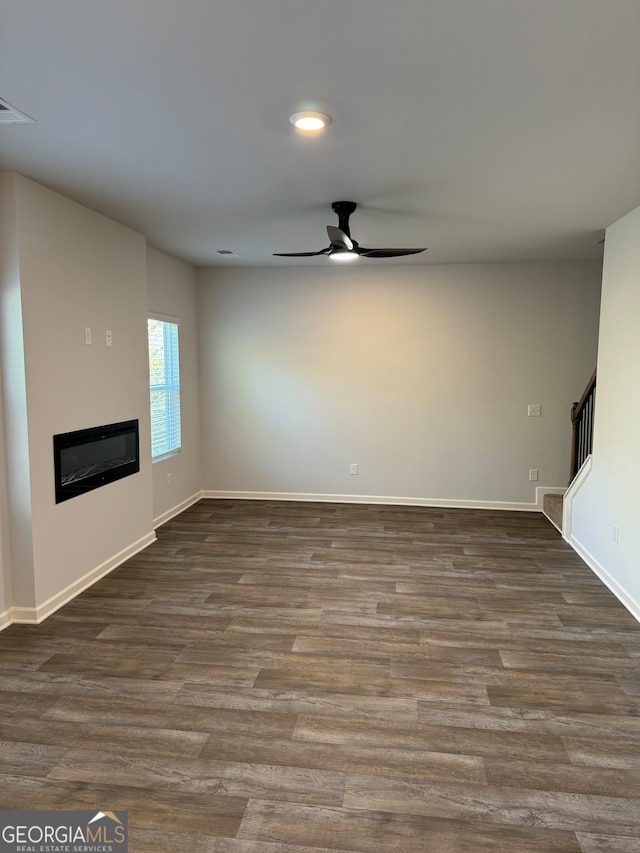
[148,318,181,459]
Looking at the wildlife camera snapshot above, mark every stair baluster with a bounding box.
[569,369,596,484]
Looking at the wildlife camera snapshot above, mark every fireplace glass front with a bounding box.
[53,419,139,503]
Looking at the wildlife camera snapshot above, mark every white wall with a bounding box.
[0,173,155,620]
[198,262,601,506]
[568,204,640,618]
[146,246,201,523]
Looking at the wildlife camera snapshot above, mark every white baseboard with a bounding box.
[201,489,544,512]
[568,533,640,624]
[0,607,12,632]
[8,530,157,627]
[153,491,203,529]
[560,454,640,625]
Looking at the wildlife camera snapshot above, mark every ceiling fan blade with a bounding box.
[357,247,427,258]
[327,226,353,251]
[272,247,330,257]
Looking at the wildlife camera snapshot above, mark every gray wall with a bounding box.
[197,261,601,506]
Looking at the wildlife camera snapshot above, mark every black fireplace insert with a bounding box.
[53,419,139,503]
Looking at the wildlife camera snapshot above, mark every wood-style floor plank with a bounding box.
[1,498,640,852]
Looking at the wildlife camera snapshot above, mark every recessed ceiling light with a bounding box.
[289,111,331,132]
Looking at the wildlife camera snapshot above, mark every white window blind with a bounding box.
[148,318,181,459]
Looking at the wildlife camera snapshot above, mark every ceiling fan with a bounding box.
[273,201,427,261]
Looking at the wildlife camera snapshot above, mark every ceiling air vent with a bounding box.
[0,97,35,124]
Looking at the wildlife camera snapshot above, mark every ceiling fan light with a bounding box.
[329,250,358,262]
[289,111,331,132]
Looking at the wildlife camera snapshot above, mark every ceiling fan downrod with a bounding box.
[331,200,357,238]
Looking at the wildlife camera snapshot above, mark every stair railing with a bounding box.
[569,369,596,484]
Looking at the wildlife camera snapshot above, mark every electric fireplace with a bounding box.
[53,419,139,503]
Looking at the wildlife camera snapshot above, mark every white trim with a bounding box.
[8,531,157,626]
[201,490,543,512]
[561,454,640,625]
[562,454,593,542]
[154,491,203,529]
[148,311,180,325]
[567,534,640,624]
[0,608,12,632]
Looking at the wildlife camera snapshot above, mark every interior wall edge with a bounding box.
[0,608,12,633]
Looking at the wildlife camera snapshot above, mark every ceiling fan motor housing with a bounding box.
[331,200,357,237]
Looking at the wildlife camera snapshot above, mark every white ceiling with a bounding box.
[1,0,639,267]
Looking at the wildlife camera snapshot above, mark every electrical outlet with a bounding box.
[529,469,538,481]
[167,473,172,486]
[106,329,113,347]
[349,463,358,475]
[613,525,619,544]
[527,404,541,417]
[84,327,92,345]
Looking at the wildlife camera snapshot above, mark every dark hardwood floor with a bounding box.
[2,499,640,851]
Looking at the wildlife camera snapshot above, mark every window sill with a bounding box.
[152,449,181,464]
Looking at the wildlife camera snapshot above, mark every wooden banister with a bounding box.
[569,369,596,484]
